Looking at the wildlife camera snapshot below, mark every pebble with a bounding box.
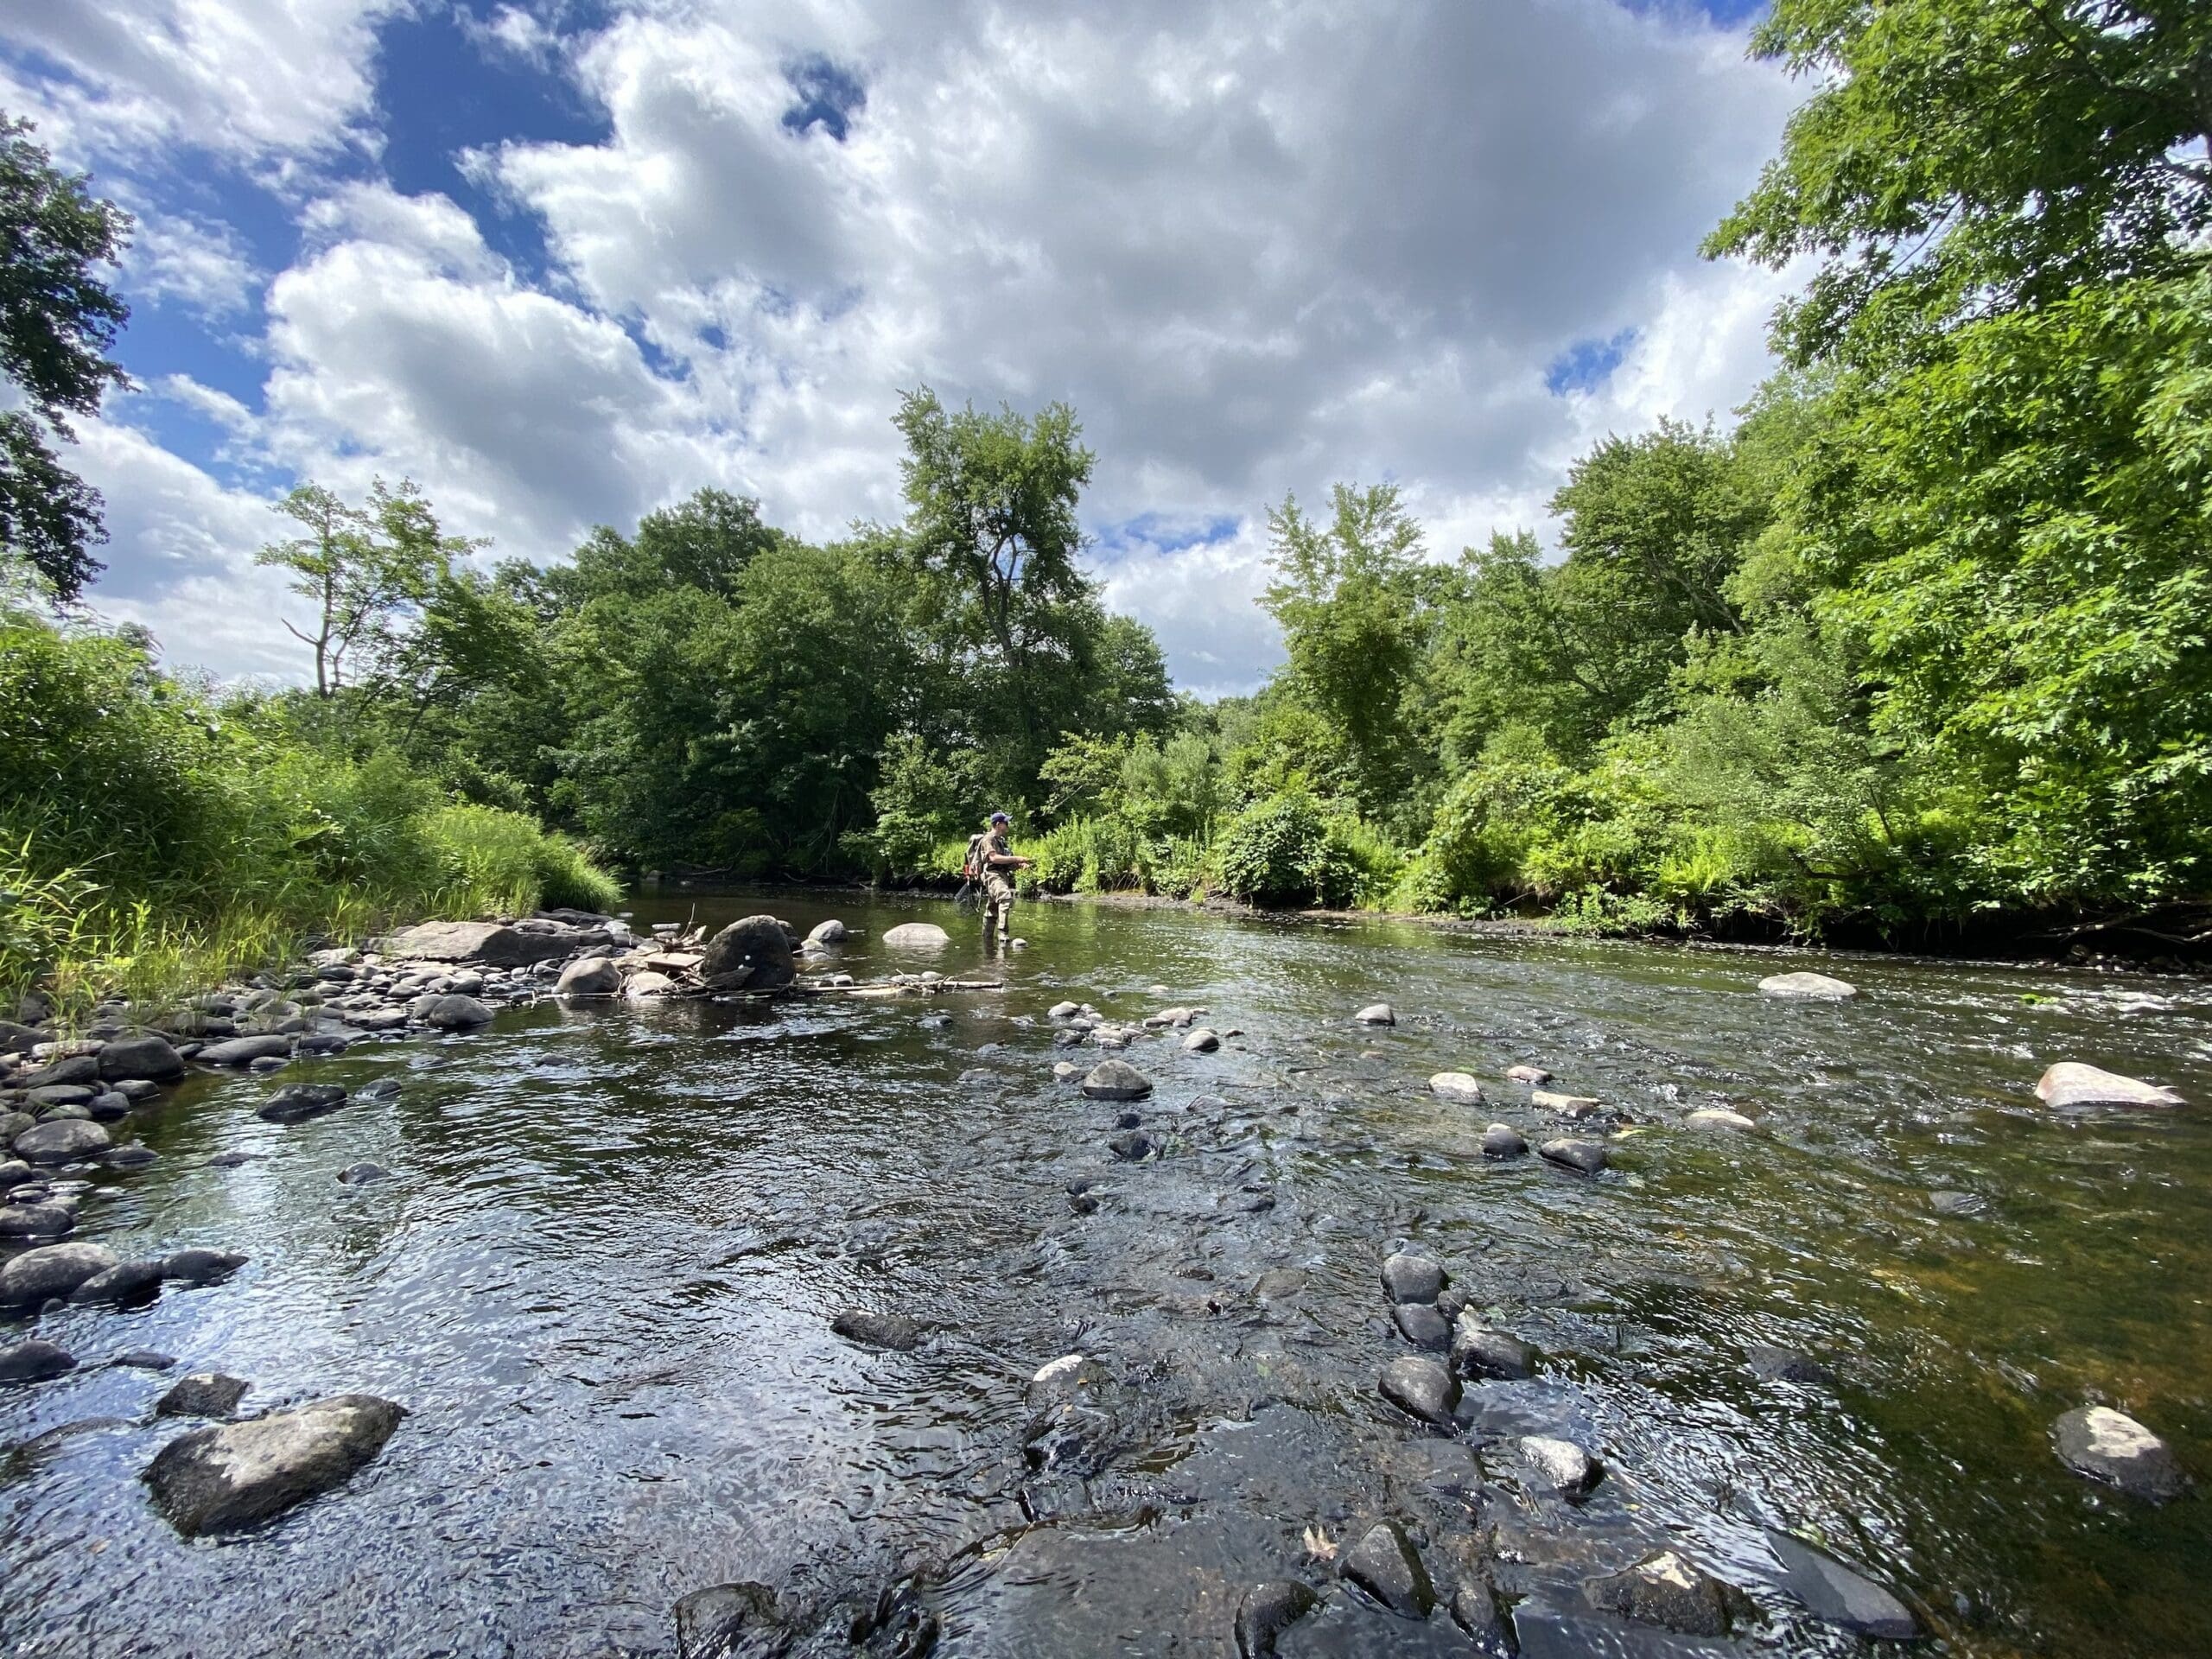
[0,1338,77,1384]
[1531,1089,1601,1115]
[1182,1027,1220,1052]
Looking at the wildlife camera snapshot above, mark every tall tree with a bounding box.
[0,115,131,601]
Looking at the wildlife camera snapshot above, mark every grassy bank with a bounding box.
[1,605,618,1027]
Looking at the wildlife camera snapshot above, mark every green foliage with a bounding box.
[1211,791,1380,909]
[0,114,130,600]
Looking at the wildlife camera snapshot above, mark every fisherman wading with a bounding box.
[964,810,1033,944]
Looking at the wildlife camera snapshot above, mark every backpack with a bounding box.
[961,834,986,881]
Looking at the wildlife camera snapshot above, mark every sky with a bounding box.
[2,0,1801,697]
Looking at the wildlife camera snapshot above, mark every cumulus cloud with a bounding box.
[120,210,259,318]
[2,0,1803,685]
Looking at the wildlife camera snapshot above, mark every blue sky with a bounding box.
[2,0,1798,692]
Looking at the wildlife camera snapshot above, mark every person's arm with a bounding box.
[987,841,1033,869]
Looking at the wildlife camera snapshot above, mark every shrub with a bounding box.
[1214,791,1342,907]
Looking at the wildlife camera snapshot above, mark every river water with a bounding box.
[3,889,2208,1657]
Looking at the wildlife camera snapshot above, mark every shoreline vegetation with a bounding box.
[6,0,2212,1009]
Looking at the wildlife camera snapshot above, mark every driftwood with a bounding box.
[801,977,1007,999]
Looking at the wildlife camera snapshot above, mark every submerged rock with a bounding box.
[1379,1355,1460,1427]
[337,1162,389,1185]
[1354,1003,1396,1026]
[1428,1071,1484,1104]
[2052,1405,2187,1501]
[1380,1252,1446,1305]
[1480,1122,1528,1158]
[1393,1303,1451,1351]
[673,1581,784,1659]
[1081,1059,1153,1101]
[879,922,950,949]
[162,1247,247,1287]
[2035,1062,2183,1109]
[1341,1520,1434,1618]
[1234,1580,1320,1658]
[831,1309,921,1351]
[1584,1550,1736,1637]
[68,1259,167,1306]
[0,1338,77,1384]
[1758,970,1859,1000]
[1450,1314,1538,1381]
[156,1371,251,1419]
[1765,1529,1918,1639]
[1538,1138,1608,1176]
[1519,1434,1601,1499]
[1745,1344,1835,1387]
[143,1393,405,1535]
[257,1083,349,1124]
[0,1242,117,1306]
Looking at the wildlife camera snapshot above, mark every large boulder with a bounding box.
[556,957,623,995]
[0,1242,118,1307]
[2035,1063,2183,1109]
[805,918,849,944]
[98,1033,184,1082]
[13,1117,111,1165]
[375,919,572,966]
[697,916,798,993]
[143,1393,406,1535]
[880,922,950,949]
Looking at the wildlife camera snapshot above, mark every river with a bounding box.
[3,888,2208,1657]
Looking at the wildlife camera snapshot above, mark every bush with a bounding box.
[1214,791,1361,907]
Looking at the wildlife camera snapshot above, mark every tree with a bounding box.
[1706,0,2212,371]
[1259,481,1433,815]
[254,480,476,696]
[0,115,131,600]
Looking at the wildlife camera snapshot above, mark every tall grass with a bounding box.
[0,607,620,1025]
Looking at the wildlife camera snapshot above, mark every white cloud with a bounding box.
[120,210,259,318]
[4,0,1806,691]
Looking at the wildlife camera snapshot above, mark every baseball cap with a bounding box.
[989,810,1010,823]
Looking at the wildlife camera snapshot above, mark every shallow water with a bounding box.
[3,890,2209,1657]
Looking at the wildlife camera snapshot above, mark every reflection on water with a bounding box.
[3,889,2208,1656]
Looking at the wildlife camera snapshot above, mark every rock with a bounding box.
[1480,1122,1528,1158]
[257,1083,349,1124]
[831,1309,921,1351]
[23,1053,99,1088]
[1235,1580,1320,1657]
[0,1020,40,1053]
[1538,1138,1607,1176]
[1686,1108,1758,1132]
[1107,1130,1152,1160]
[556,957,623,995]
[879,922,951,950]
[2051,1405,2187,1501]
[143,1393,406,1535]
[1341,1520,1435,1618]
[67,1258,167,1306]
[1027,1353,1108,1404]
[1758,970,1859,1000]
[1531,1089,1602,1116]
[29,1085,93,1109]
[1082,1059,1153,1101]
[1052,1060,1079,1082]
[0,1242,118,1306]
[1394,1303,1451,1351]
[1520,1434,1600,1498]
[416,994,493,1030]
[113,1077,161,1102]
[1584,1550,1734,1637]
[1765,1529,1918,1639]
[1745,1344,1834,1387]
[1380,1252,1446,1305]
[197,1034,294,1066]
[13,1117,111,1164]
[1183,1027,1221,1052]
[1026,1401,1118,1477]
[1449,1576,1513,1650]
[86,1090,130,1121]
[1429,1071,1484,1104]
[805,918,849,944]
[162,1247,247,1286]
[673,1581,784,1659]
[376,919,572,966]
[0,1200,75,1237]
[1379,1355,1460,1426]
[112,1350,177,1370]
[1929,1188,1985,1217]
[0,1158,34,1189]
[0,1338,77,1383]
[101,1141,156,1168]
[2036,1062,2183,1109]
[626,970,677,998]
[97,1033,184,1082]
[1047,1001,1080,1020]
[156,1371,251,1418]
[337,1162,389,1185]
[1506,1064,1552,1084]
[1451,1314,1538,1381]
[1354,1003,1396,1026]
[697,916,801,992]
